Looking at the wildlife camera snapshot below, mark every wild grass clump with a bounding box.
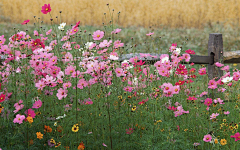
[0,3,239,150]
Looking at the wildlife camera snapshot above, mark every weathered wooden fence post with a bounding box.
[208,33,223,98]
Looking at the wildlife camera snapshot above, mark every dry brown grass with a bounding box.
[1,0,240,28]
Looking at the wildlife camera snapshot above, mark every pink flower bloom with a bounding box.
[46,29,52,35]
[35,80,46,90]
[99,40,112,48]
[113,40,124,48]
[182,53,191,62]
[32,100,42,109]
[123,86,134,92]
[198,67,206,75]
[92,30,104,40]
[56,88,68,100]
[185,49,195,54]
[25,109,36,118]
[0,35,6,45]
[215,62,224,67]
[187,96,197,101]
[111,28,122,34]
[210,113,219,120]
[102,143,107,147]
[77,79,88,89]
[204,98,212,107]
[230,132,240,141]
[146,32,154,36]
[21,19,30,25]
[13,114,25,124]
[221,65,229,72]
[203,134,212,142]
[126,128,134,134]
[208,79,217,89]
[41,4,51,14]
[224,111,230,115]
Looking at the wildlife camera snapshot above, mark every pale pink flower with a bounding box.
[146,32,154,36]
[13,114,25,124]
[102,143,107,147]
[56,88,68,100]
[224,111,230,115]
[203,134,212,142]
[92,30,104,40]
[210,113,219,120]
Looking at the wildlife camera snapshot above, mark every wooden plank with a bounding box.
[224,50,240,63]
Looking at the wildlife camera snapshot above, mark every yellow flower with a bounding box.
[220,139,227,145]
[234,124,238,129]
[36,132,43,140]
[223,119,226,122]
[229,126,234,130]
[184,129,188,132]
[72,124,79,132]
[233,63,237,67]
[132,106,136,111]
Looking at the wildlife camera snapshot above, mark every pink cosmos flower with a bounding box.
[92,30,104,40]
[25,109,36,118]
[221,65,229,72]
[46,29,52,35]
[203,134,212,142]
[198,67,206,75]
[111,28,122,34]
[230,132,240,141]
[123,86,134,92]
[204,98,212,107]
[0,35,6,45]
[126,128,134,134]
[210,113,219,120]
[77,79,88,89]
[185,49,195,54]
[41,4,51,14]
[32,100,42,109]
[224,111,230,115]
[187,96,197,101]
[56,88,68,100]
[21,20,30,25]
[113,40,124,48]
[13,114,25,124]
[215,62,224,67]
[146,32,154,36]
[102,143,107,147]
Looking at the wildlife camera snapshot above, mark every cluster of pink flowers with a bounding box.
[160,83,180,97]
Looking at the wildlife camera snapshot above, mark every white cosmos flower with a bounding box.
[85,42,93,49]
[161,57,169,63]
[58,22,66,31]
[175,48,181,55]
[109,55,119,60]
[56,114,67,120]
[221,76,233,83]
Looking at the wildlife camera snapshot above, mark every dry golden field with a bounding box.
[0,0,240,28]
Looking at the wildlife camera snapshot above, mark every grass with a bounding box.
[1,22,240,57]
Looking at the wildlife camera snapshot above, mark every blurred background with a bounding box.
[1,0,240,28]
[0,0,240,55]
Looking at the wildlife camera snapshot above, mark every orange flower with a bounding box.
[57,125,63,132]
[78,141,85,150]
[44,125,52,133]
[28,139,34,145]
[27,116,33,124]
[36,132,43,140]
[0,104,4,113]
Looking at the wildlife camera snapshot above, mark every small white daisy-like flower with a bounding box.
[58,22,66,31]
[221,76,233,83]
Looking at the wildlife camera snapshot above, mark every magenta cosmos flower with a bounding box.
[41,4,51,14]
[203,134,212,142]
[230,132,240,141]
[21,20,30,25]
[13,114,25,124]
[92,30,104,40]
